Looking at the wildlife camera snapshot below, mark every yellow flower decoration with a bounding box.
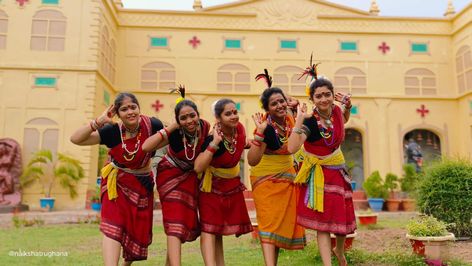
[175,97,184,104]
[305,85,310,97]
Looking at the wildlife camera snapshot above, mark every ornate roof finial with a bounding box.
[369,0,380,16]
[193,0,203,10]
[444,0,456,17]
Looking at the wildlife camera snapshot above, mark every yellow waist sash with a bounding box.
[101,163,119,200]
[200,163,240,192]
[100,162,151,200]
[250,154,293,177]
[294,148,345,212]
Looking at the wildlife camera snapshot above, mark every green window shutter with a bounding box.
[350,106,359,115]
[340,41,357,51]
[235,102,241,112]
[280,40,297,49]
[225,39,241,49]
[150,37,168,47]
[411,43,428,53]
[35,77,57,87]
[42,0,59,4]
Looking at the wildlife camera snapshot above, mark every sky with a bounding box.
[121,0,471,17]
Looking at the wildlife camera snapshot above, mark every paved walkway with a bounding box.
[0,209,417,228]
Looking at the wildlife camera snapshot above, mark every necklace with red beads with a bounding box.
[314,107,335,146]
[267,115,290,144]
[182,124,200,161]
[218,126,237,155]
[119,121,141,161]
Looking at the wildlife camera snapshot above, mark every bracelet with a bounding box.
[251,140,262,147]
[206,146,217,153]
[159,128,168,139]
[292,127,304,135]
[164,128,170,136]
[344,104,352,110]
[209,142,220,150]
[254,132,265,138]
[95,118,104,129]
[90,121,97,131]
[254,135,264,142]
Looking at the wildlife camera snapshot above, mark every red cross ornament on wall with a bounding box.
[188,36,201,49]
[16,0,29,7]
[378,42,390,54]
[152,100,164,112]
[416,104,429,118]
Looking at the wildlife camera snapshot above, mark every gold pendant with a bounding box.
[123,153,135,161]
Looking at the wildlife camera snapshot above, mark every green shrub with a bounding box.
[406,215,448,237]
[400,164,419,196]
[384,173,399,193]
[363,171,388,199]
[417,158,472,237]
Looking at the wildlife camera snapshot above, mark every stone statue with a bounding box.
[0,138,23,209]
[405,138,423,173]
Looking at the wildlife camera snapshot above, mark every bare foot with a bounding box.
[332,248,347,266]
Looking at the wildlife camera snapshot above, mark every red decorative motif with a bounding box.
[152,100,164,112]
[188,36,201,49]
[16,0,29,7]
[416,104,429,118]
[378,42,390,54]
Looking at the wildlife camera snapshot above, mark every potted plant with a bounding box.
[363,171,388,212]
[400,164,418,211]
[330,231,357,251]
[384,173,401,211]
[90,185,101,212]
[356,209,378,225]
[417,158,472,239]
[346,161,357,191]
[406,215,455,260]
[20,150,84,211]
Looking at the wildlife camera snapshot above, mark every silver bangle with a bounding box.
[254,135,264,142]
[209,142,220,150]
[292,127,304,135]
[159,128,168,139]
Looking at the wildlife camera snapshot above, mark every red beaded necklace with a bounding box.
[218,126,237,155]
[119,122,142,161]
[182,124,200,161]
[313,107,335,146]
[267,115,290,144]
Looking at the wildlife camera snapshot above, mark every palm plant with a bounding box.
[20,149,84,198]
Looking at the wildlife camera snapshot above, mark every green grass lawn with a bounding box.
[0,219,469,266]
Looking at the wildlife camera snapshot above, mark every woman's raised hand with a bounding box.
[97,104,115,126]
[251,112,268,133]
[296,103,311,121]
[212,123,223,144]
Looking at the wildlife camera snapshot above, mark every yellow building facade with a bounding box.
[0,0,471,209]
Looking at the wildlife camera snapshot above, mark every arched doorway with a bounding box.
[403,129,441,171]
[343,129,364,188]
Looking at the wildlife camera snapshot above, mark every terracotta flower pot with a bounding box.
[402,199,416,211]
[386,199,401,211]
[406,233,455,260]
[330,232,357,251]
[357,213,378,225]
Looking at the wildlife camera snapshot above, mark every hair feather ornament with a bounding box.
[170,84,186,104]
[255,69,273,109]
[298,53,321,97]
[255,68,273,88]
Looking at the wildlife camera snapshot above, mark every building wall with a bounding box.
[1,0,471,208]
